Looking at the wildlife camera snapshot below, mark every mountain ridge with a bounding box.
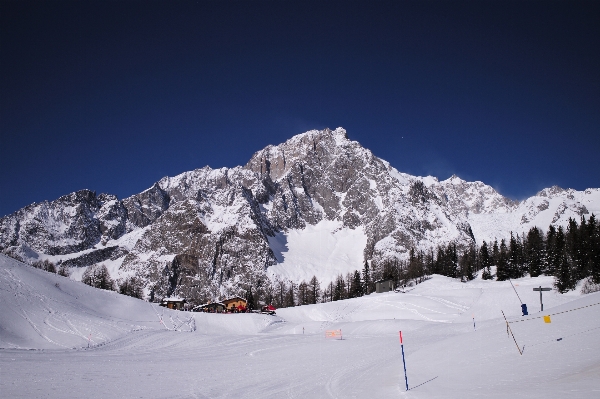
[1,127,598,302]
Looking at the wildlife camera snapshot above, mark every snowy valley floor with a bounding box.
[1,255,599,398]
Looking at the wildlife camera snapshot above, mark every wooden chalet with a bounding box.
[160,297,186,310]
[222,296,248,312]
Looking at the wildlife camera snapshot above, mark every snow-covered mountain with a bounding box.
[1,128,598,300]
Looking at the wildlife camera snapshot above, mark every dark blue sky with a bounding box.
[1,1,599,217]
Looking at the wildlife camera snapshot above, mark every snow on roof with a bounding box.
[222,296,246,303]
[162,297,185,302]
[193,302,226,309]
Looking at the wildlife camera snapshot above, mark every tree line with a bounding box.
[27,214,599,307]
[390,215,599,294]
[260,214,599,308]
[31,260,146,299]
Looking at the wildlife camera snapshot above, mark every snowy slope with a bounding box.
[2,255,599,398]
[267,220,368,285]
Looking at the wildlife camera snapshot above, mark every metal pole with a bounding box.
[508,279,523,304]
[540,286,543,312]
[400,331,409,391]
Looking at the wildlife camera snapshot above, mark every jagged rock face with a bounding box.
[119,171,278,302]
[244,129,476,260]
[0,190,128,261]
[1,127,598,302]
[122,183,170,229]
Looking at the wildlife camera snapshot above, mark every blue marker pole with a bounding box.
[399,331,409,391]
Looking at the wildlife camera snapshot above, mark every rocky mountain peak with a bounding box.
[537,185,566,198]
[1,128,597,303]
[244,127,355,181]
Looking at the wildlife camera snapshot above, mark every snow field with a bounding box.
[1,255,599,398]
[267,220,368,285]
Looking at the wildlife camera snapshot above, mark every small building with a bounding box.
[192,302,227,313]
[160,297,186,310]
[375,279,394,293]
[222,297,247,313]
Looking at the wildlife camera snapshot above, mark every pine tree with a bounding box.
[496,239,509,281]
[565,218,583,280]
[349,270,363,298]
[274,279,287,308]
[328,281,334,302]
[119,276,144,299]
[433,246,444,275]
[81,264,115,291]
[284,282,295,307]
[545,225,557,275]
[333,274,346,301]
[517,233,526,276]
[448,243,458,278]
[362,260,372,295]
[479,241,493,280]
[425,249,435,276]
[550,227,567,275]
[307,276,321,304]
[525,227,544,277]
[507,232,526,278]
[297,281,308,305]
[579,216,591,279]
[407,248,426,283]
[554,242,575,293]
[587,214,600,284]
[492,239,500,267]
[459,245,476,281]
[245,287,255,310]
[346,272,353,298]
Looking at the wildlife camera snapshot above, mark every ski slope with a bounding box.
[1,254,599,398]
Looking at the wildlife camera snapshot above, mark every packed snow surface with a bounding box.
[1,255,599,398]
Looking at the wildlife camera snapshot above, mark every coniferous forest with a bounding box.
[268,215,599,308]
[29,215,600,309]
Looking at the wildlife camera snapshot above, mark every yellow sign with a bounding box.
[543,315,551,323]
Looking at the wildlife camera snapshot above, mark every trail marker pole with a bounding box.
[509,279,528,315]
[533,286,552,312]
[472,315,476,331]
[501,310,523,355]
[399,331,409,391]
[508,279,523,304]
